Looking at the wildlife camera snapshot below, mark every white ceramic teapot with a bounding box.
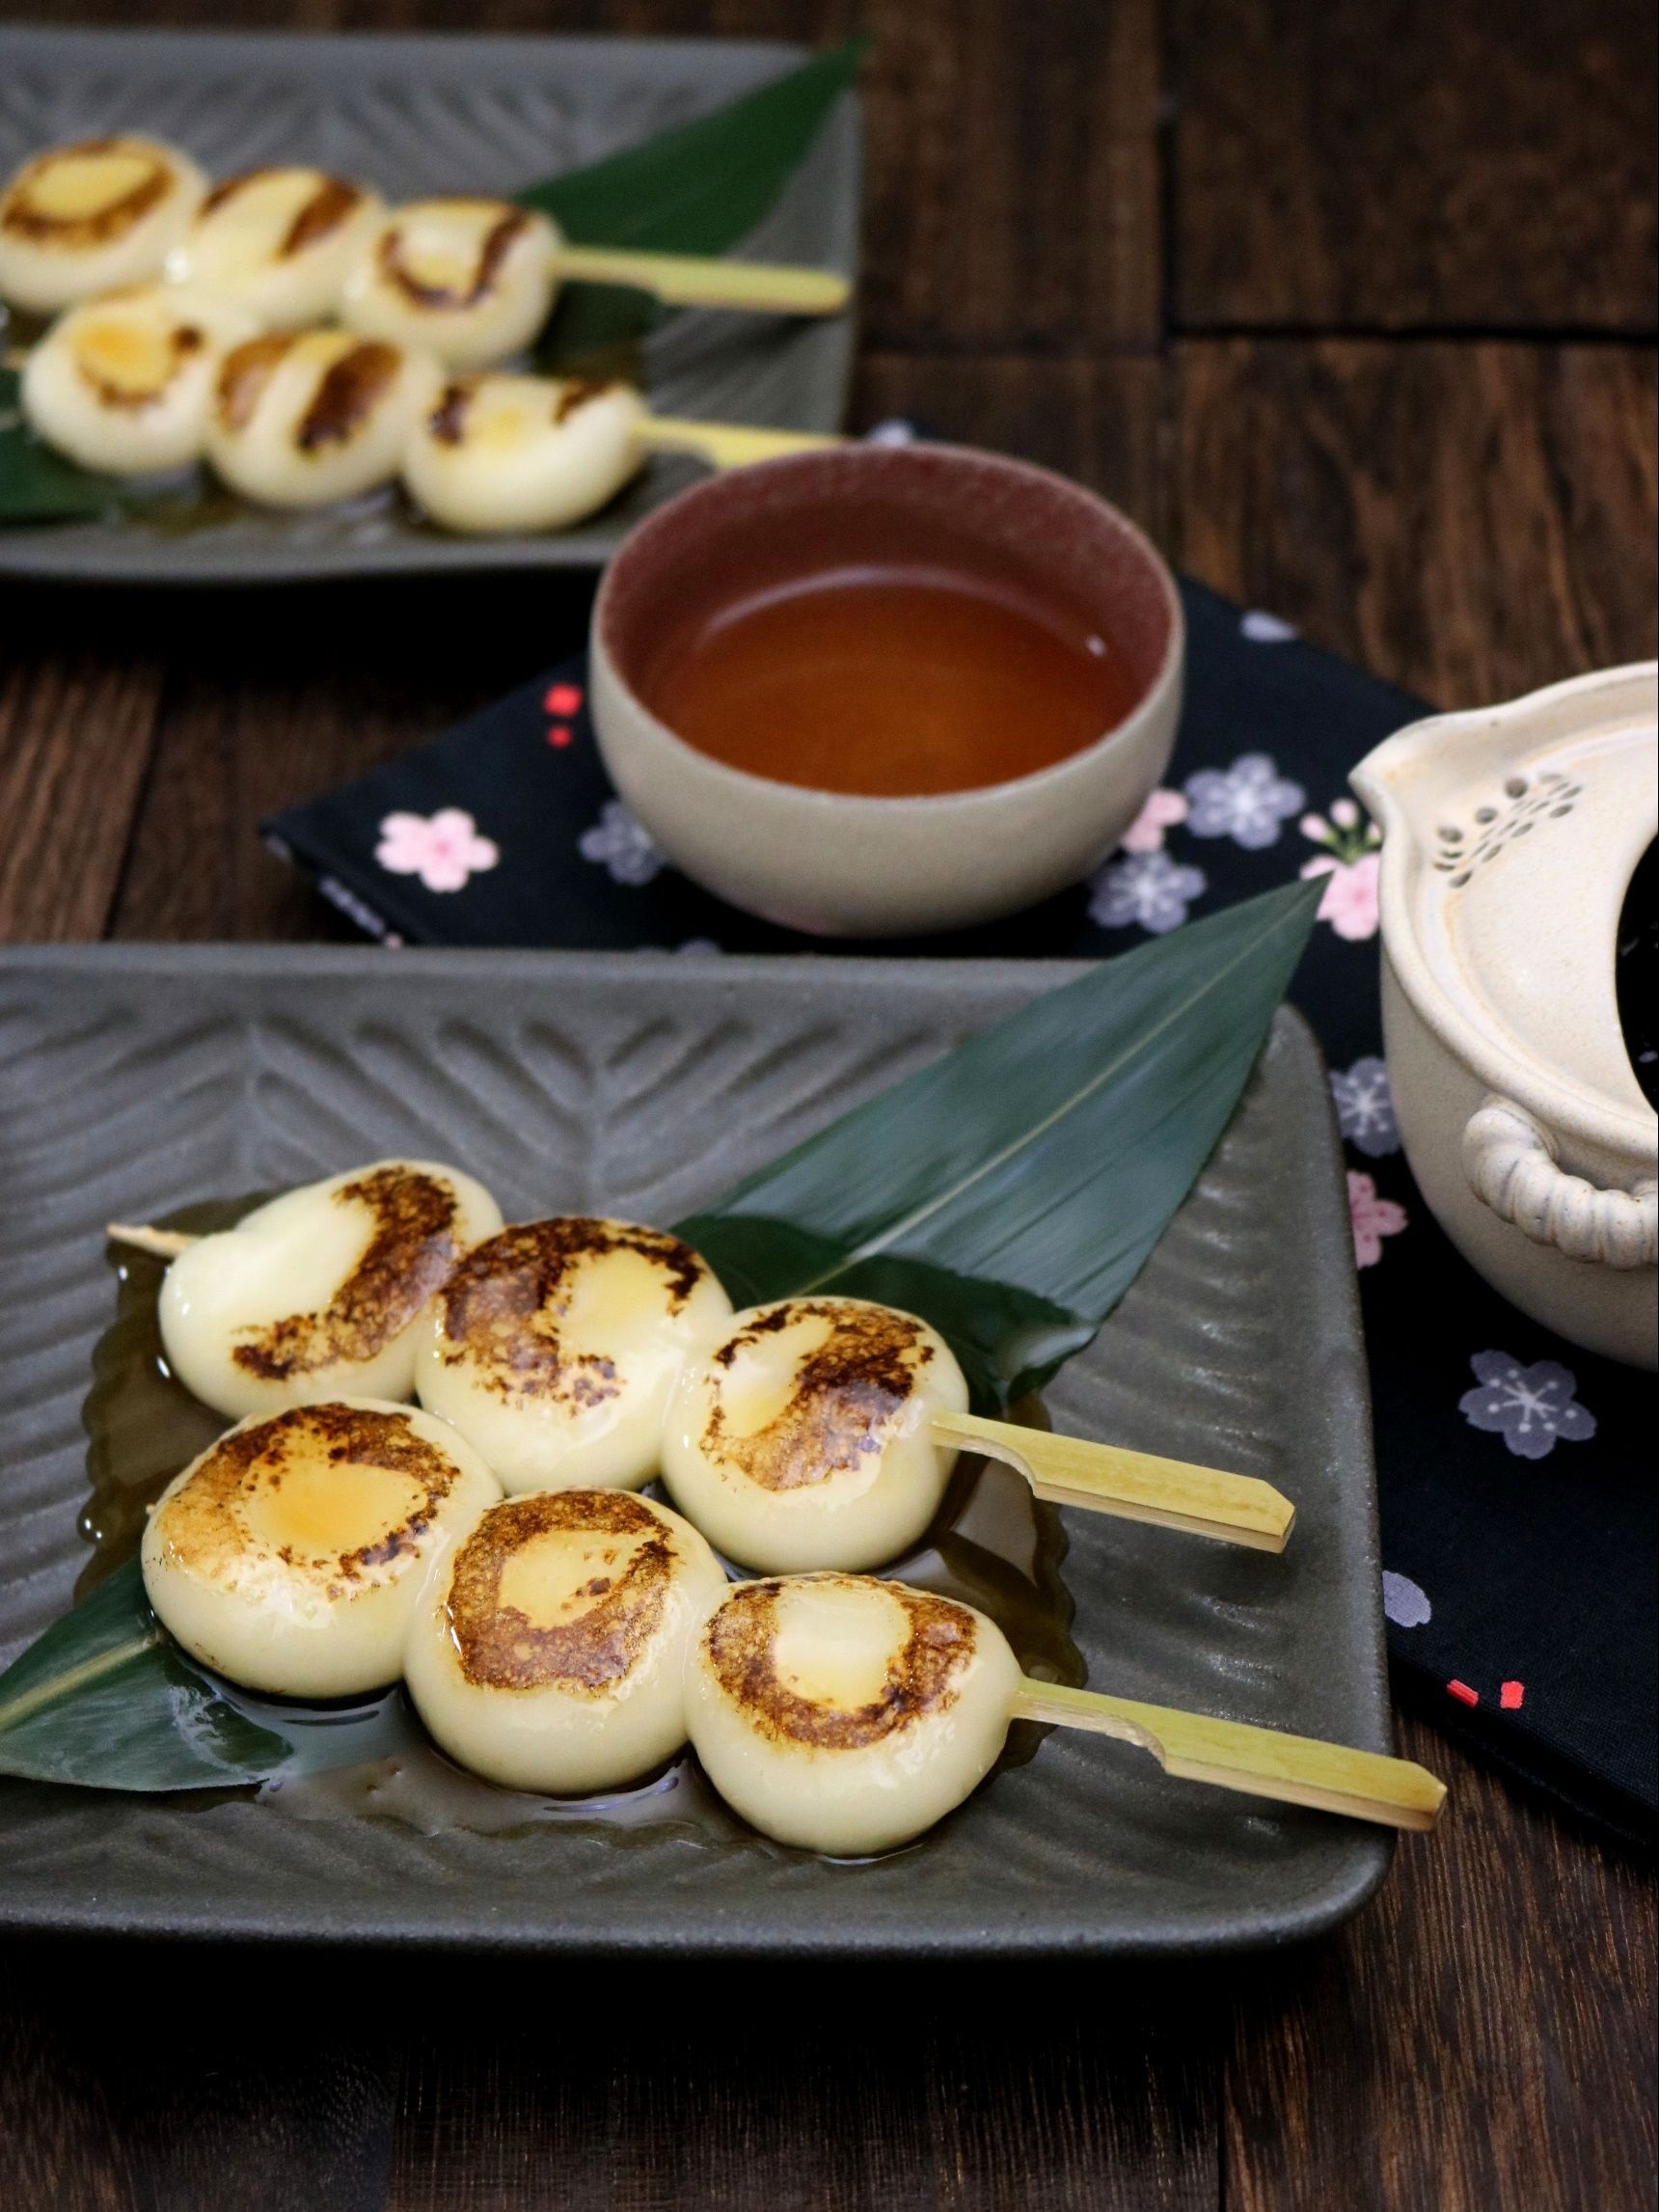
[1353,664,1657,1370]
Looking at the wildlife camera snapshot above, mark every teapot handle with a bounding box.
[1463,1097,1657,1270]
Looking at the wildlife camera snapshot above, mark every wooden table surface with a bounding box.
[1,4,1654,2207]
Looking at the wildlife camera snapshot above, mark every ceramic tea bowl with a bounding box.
[588,444,1183,937]
[1354,664,1658,1369]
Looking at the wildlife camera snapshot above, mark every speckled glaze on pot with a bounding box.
[1353,664,1658,1370]
[589,444,1184,937]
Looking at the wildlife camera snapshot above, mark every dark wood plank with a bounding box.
[0,597,164,944]
[1174,338,1659,703]
[1225,1714,1658,2212]
[109,570,597,941]
[855,350,1172,539]
[386,1962,1219,2212]
[0,1941,395,2212]
[1171,0,1659,335]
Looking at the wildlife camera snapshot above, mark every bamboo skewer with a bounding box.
[932,1409,1295,1553]
[1011,1678,1447,1831]
[106,1224,196,1259]
[634,416,846,470]
[549,244,850,317]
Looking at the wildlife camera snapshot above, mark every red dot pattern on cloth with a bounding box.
[546,724,573,749]
[1500,1679,1525,1710]
[1447,1679,1479,1707]
[544,682,584,717]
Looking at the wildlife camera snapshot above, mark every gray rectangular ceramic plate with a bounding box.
[0,27,858,585]
[0,946,1391,1955]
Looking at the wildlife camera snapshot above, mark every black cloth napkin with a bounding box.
[267,578,1657,1847]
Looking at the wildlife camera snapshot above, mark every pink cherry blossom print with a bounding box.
[374,808,500,893]
[543,682,584,717]
[1120,787,1190,855]
[1302,851,1381,941]
[1298,798,1382,938]
[1347,1170,1407,1266]
[1459,1352,1596,1460]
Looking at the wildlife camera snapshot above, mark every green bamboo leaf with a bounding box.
[0,1556,424,1791]
[525,39,863,368]
[0,1557,286,1789]
[0,367,126,523]
[5,878,1318,1790]
[680,877,1324,1403]
[0,41,862,519]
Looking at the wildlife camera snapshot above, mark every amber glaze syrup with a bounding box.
[641,561,1144,798]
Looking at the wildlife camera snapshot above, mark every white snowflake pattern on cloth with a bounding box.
[579,800,664,887]
[1183,752,1307,849]
[1458,1352,1597,1461]
[1240,610,1298,643]
[1088,849,1207,935]
[1381,1571,1431,1627]
[1330,1055,1400,1157]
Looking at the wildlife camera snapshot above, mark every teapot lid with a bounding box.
[1354,664,1657,1151]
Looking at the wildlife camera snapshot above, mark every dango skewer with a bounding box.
[403,1488,728,1793]
[401,369,839,534]
[685,1573,1447,1856]
[662,1296,1294,1571]
[114,1160,503,1421]
[141,1398,503,1698]
[339,197,847,372]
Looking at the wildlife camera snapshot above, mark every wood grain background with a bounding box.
[0,4,1654,2208]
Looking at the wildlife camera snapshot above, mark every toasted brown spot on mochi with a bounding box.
[231,1165,462,1381]
[377,204,530,311]
[200,168,273,218]
[436,1217,706,1406]
[73,312,204,412]
[199,169,365,259]
[445,1489,677,1694]
[282,174,364,258]
[1,140,175,248]
[151,1404,461,1598]
[552,378,615,424]
[215,332,297,430]
[702,1576,975,1750]
[703,1301,933,1492]
[428,376,477,446]
[295,340,400,451]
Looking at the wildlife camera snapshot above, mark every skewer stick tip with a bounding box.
[105,1223,197,1260]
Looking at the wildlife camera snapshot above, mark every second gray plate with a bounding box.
[0,27,858,585]
[0,946,1391,1955]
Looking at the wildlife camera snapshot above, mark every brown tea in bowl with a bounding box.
[588,443,1183,937]
[638,560,1146,798]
